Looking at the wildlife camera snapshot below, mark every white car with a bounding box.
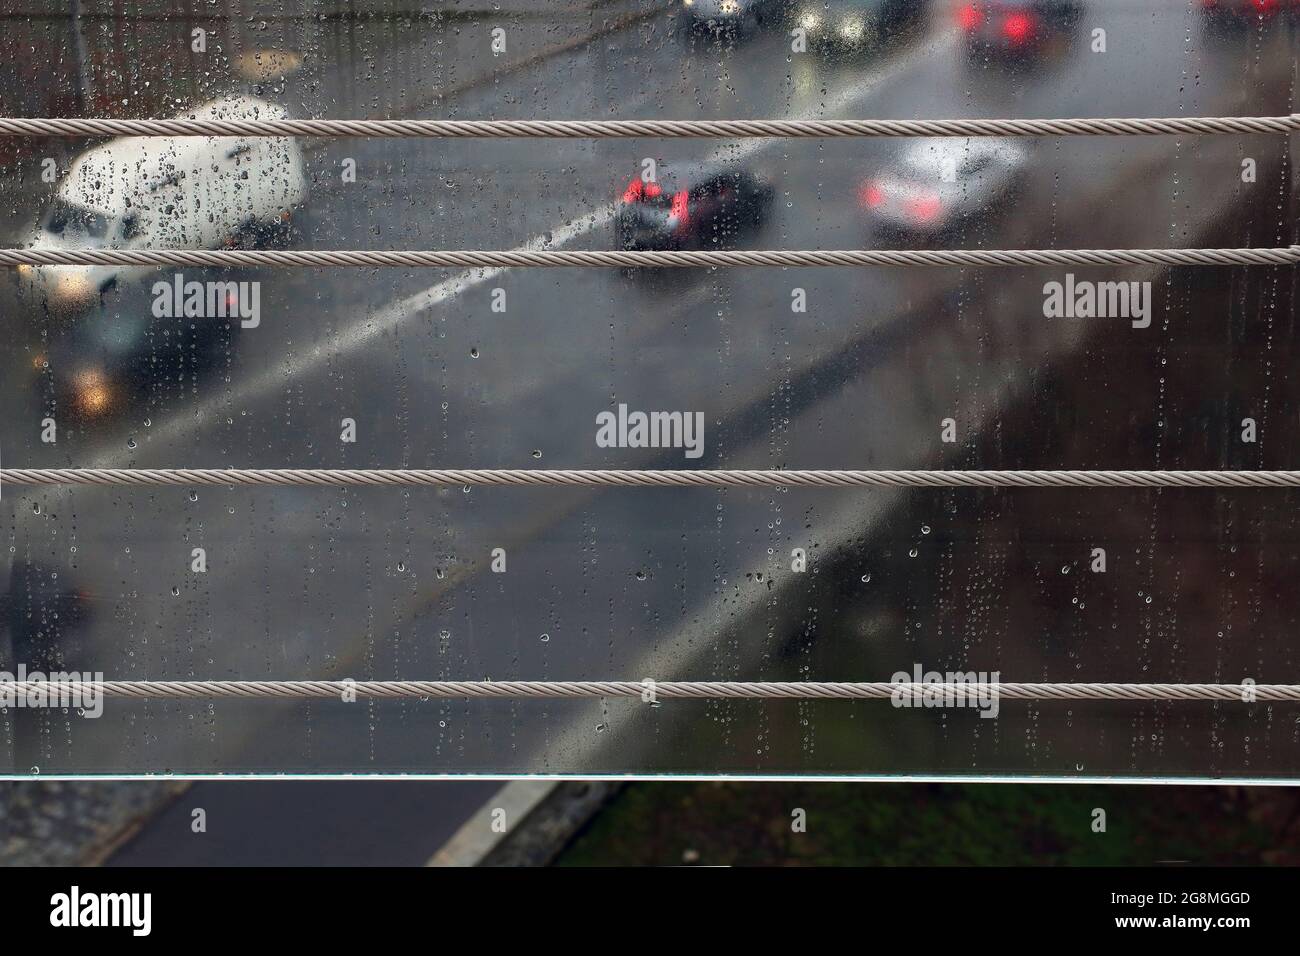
[859,138,1030,237]
[21,95,308,309]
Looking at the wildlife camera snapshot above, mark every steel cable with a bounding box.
[1,115,1297,139]
[4,247,1298,269]
[2,679,1294,702]
[9,468,1300,489]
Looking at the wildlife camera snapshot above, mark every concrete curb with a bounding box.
[426,780,556,866]
[427,780,622,866]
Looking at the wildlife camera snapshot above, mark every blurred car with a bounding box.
[859,138,1030,238]
[616,165,774,251]
[35,276,237,421]
[790,0,926,53]
[680,0,791,35]
[1200,0,1293,25]
[19,95,306,312]
[958,0,1083,59]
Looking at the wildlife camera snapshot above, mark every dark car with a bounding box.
[36,276,238,421]
[959,0,1083,59]
[790,0,927,54]
[679,0,793,38]
[1200,0,1294,27]
[615,165,774,252]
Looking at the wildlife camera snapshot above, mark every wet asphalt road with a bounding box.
[0,1,1297,788]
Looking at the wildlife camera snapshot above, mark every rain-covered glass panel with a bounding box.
[0,0,1297,777]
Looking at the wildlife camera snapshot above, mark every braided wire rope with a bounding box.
[5,247,1298,268]
[8,468,1300,489]
[1,114,1297,138]
[3,680,1294,702]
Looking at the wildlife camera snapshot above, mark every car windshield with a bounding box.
[43,198,112,241]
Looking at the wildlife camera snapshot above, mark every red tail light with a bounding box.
[957,2,983,30]
[1001,11,1036,43]
[906,193,943,223]
[670,190,690,231]
[859,181,885,209]
[623,177,665,203]
[1252,0,1280,14]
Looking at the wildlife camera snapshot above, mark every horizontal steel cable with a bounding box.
[0,115,1297,138]
[4,247,1298,269]
[7,468,1300,489]
[8,469,1300,489]
[2,680,1295,702]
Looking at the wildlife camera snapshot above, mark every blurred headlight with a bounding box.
[719,0,740,13]
[71,368,115,418]
[233,49,304,82]
[50,270,95,304]
[798,11,821,31]
[839,16,865,40]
